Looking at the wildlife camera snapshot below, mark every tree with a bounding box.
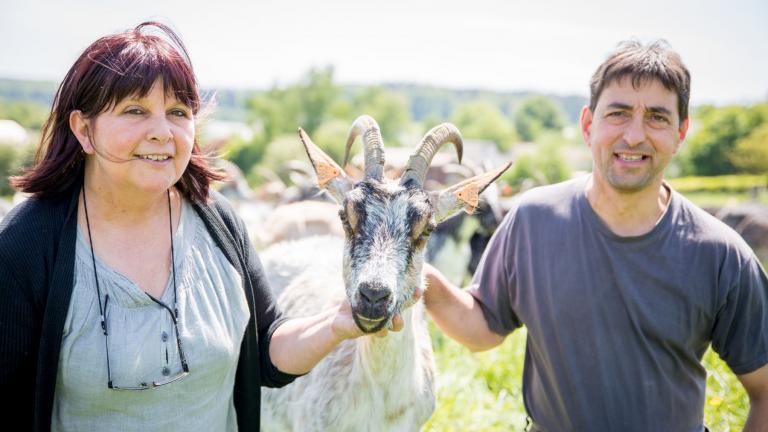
[0,98,49,130]
[247,87,299,144]
[352,87,410,145]
[310,119,351,163]
[224,135,269,177]
[500,134,571,190]
[730,123,768,174]
[513,96,566,142]
[246,66,339,143]
[680,104,768,176]
[239,67,340,178]
[450,101,517,151]
[247,133,309,186]
[296,66,338,135]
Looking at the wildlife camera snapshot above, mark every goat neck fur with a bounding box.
[260,236,435,431]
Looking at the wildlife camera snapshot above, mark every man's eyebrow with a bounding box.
[646,106,673,116]
[605,103,673,116]
[606,102,633,111]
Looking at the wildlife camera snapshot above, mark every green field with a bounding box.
[424,325,748,431]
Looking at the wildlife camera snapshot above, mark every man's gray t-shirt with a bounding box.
[469,175,768,431]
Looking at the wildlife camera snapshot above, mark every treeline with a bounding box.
[1,72,766,199]
[220,67,575,189]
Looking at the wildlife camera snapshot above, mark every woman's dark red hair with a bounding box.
[11,21,225,202]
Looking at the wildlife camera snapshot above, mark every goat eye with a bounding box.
[339,211,354,234]
[413,222,434,244]
[421,223,435,238]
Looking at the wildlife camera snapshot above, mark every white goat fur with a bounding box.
[255,201,343,248]
[259,234,436,432]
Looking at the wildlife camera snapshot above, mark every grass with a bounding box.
[424,325,749,431]
[668,175,767,194]
[682,190,768,209]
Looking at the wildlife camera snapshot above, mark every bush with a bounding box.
[730,123,768,174]
[513,96,566,142]
[501,136,571,191]
[223,135,269,179]
[680,104,768,176]
[247,134,309,186]
[0,144,19,197]
[451,101,517,151]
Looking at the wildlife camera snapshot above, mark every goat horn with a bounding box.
[343,115,385,181]
[399,123,463,188]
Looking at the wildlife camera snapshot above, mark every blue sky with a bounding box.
[2,0,766,106]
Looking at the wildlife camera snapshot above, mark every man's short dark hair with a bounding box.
[589,39,691,123]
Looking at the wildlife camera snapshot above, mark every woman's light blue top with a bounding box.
[52,198,250,431]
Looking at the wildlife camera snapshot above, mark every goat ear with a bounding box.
[298,128,355,204]
[432,161,512,223]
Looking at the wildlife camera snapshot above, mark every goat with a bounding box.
[424,161,506,285]
[259,115,511,431]
[716,202,768,263]
[359,147,508,286]
[254,200,344,248]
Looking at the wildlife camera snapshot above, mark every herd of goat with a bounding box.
[1,115,767,430]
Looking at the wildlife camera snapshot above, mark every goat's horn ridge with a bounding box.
[400,123,463,188]
[343,115,385,181]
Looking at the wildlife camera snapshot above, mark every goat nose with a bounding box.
[359,282,391,306]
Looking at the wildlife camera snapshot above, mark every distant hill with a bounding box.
[0,78,587,125]
[209,83,587,124]
[0,79,58,106]
[377,83,586,124]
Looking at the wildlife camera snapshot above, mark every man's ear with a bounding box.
[69,110,94,154]
[580,105,593,146]
[678,117,690,141]
[672,117,690,155]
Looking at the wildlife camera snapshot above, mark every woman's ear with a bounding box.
[69,110,94,154]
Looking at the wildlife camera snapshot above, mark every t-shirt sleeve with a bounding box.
[467,211,522,336]
[711,252,768,375]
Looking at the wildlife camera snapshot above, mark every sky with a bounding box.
[1,0,767,106]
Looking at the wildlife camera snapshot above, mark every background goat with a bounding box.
[260,115,511,431]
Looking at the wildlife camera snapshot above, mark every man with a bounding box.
[423,40,768,431]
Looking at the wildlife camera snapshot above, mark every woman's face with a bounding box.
[83,78,195,196]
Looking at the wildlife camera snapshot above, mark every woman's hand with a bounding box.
[270,296,417,374]
[330,300,406,340]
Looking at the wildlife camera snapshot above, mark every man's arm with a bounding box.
[739,363,768,432]
[422,263,505,352]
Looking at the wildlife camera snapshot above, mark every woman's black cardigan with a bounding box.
[0,175,297,431]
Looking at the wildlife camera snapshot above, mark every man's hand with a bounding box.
[420,262,506,352]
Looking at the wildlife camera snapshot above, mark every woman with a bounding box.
[0,22,399,431]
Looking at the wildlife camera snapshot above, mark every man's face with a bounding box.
[581,77,689,194]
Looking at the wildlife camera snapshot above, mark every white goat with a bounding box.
[255,200,343,248]
[260,115,511,431]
